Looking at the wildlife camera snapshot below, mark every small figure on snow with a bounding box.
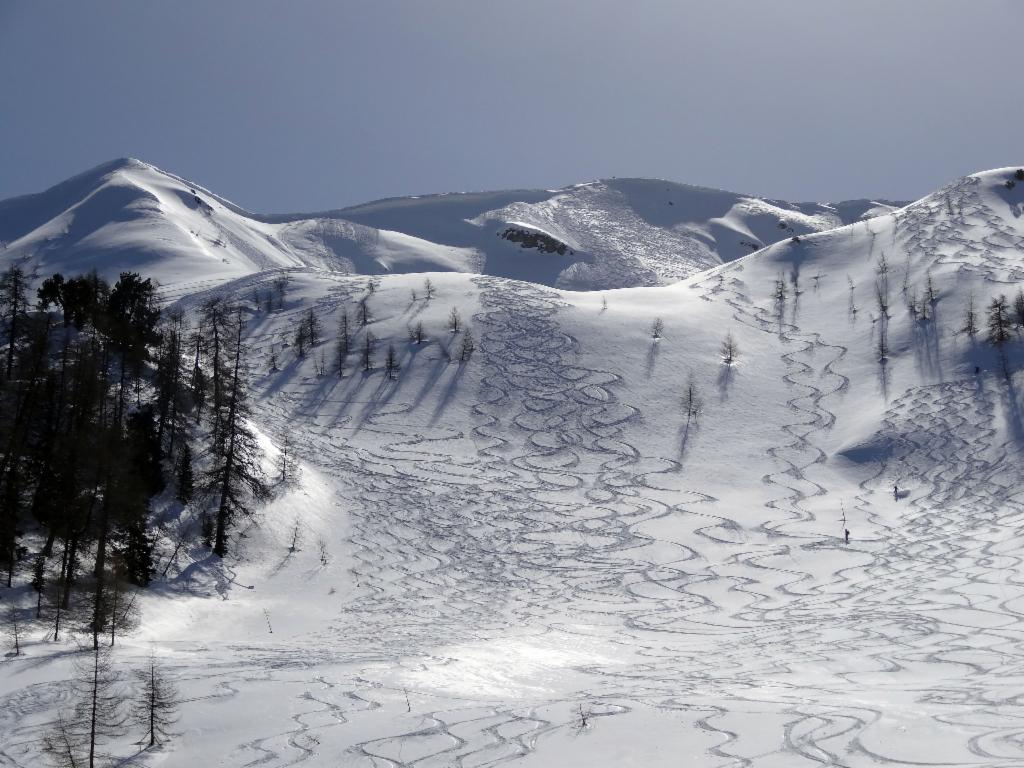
[844,529,850,545]
[975,366,981,375]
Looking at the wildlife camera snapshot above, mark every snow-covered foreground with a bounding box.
[4,167,1024,766]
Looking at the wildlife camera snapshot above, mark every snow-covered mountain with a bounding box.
[3,163,1024,767]
[0,158,904,292]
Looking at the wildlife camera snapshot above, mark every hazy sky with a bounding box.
[1,0,1021,212]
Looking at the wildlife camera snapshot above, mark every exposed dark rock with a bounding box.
[499,227,571,255]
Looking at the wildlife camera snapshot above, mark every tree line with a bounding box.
[0,265,269,654]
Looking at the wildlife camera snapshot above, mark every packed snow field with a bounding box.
[3,166,1024,766]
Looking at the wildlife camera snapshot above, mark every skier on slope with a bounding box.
[844,529,850,545]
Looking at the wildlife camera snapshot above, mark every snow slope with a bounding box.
[0,158,482,299]
[0,159,903,293]
[2,166,1023,767]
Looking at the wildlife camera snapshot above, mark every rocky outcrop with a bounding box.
[498,227,573,255]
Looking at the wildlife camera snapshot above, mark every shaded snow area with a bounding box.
[0,158,902,294]
[5,167,1024,766]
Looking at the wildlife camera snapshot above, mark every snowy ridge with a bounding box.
[0,158,482,295]
[0,159,904,292]
[3,166,1024,766]
[469,177,896,288]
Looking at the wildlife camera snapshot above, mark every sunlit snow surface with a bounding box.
[0,158,901,293]
[3,168,1024,765]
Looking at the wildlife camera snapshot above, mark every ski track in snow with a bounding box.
[236,264,1024,765]
[8,171,1024,765]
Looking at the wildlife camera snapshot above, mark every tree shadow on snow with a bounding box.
[401,298,429,320]
[877,359,891,402]
[677,416,699,462]
[346,371,390,435]
[645,341,659,378]
[409,341,451,411]
[431,360,469,426]
[1001,373,1024,447]
[716,363,735,402]
[259,352,305,398]
[304,361,345,412]
[911,311,944,382]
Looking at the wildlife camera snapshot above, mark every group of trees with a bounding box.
[250,275,289,313]
[682,260,1024,429]
[856,257,1024,375]
[890,259,1024,377]
[975,291,1024,377]
[194,298,269,557]
[282,277,476,380]
[846,255,1024,374]
[0,265,276,761]
[647,317,737,366]
[292,308,320,358]
[44,646,178,766]
[906,271,938,322]
[0,265,222,762]
[0,268,164,650]
[0,265,269,654]
[948,283,1024,378]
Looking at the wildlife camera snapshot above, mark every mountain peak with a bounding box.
[0,158,970,294]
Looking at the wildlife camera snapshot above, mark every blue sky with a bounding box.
[1,0,1021,212]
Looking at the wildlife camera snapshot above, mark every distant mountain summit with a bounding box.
[0,158,906,291]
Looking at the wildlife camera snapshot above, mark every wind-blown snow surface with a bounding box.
[3,167,1024,766]
[0,158,902,292]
